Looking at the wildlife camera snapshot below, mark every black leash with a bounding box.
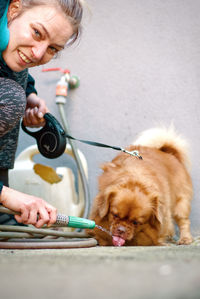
[21,113,143,160]
[65,132,142,159]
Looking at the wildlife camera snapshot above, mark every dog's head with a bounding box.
[97,181,162,246]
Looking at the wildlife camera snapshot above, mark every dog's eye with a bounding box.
[133,220,138,225]
[113,214,118,218]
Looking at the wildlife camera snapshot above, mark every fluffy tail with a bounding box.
[133,125,191,170]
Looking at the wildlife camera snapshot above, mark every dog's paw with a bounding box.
[98,239,112,246]
[177,236,193,245]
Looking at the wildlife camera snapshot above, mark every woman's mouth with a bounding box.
[18,50,32,64]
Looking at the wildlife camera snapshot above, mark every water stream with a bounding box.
[95,225,112,236]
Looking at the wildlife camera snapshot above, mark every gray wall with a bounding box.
[17,0,200,234]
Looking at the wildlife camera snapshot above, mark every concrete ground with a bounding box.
[0,241,200,299]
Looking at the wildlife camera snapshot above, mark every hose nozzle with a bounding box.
[0,207,96,230]
[56,214,95,229]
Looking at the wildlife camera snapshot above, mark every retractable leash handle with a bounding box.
[21,113,143,159]
[21,113,67,159]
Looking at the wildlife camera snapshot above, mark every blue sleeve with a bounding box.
[26,73,38,97]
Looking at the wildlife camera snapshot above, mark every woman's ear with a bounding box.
[7,0,22,22]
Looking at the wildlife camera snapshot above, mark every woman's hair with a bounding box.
[20,0,83,45]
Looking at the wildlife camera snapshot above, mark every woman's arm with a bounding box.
[0,184,57,227]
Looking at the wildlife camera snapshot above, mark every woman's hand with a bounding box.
[23,93,49,127]
[0,186,57,228]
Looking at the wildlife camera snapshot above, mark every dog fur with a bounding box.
[87,126,193,246]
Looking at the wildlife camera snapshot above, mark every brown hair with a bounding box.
[20,0,83,45]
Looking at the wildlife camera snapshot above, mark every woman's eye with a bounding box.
[34,29,41,38]
[48,46,59,55]
[49,46,58,53]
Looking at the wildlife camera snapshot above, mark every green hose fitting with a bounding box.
[68,216,95,229]
[56,214,95,229]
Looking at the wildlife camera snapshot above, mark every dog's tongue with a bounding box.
[112,236,125,247]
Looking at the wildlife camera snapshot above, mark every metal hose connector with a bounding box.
[56,214,69,225]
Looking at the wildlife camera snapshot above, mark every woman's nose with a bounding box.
[31,43,48,61]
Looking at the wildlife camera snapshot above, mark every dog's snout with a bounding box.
[116,225,126,235]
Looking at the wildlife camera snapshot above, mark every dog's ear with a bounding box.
[150,196,163,226]
[97,187,116,219]
[101,162,117,172]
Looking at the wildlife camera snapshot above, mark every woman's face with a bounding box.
[3,3,74,72]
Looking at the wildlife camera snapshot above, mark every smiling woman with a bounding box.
[4,0,82,71]
[0,0,84,228]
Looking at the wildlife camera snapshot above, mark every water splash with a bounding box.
[95,225,112,236]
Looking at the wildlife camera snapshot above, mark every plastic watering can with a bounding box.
[9,144,88,219]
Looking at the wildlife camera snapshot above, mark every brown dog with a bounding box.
[87,127,193,246]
